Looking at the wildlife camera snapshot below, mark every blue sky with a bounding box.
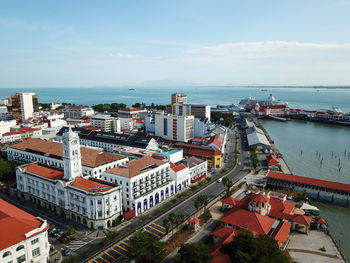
[0,0,350,87]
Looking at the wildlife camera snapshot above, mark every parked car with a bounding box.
[62,248,70,256]
[287,194,293,200]
[217,178,222,183]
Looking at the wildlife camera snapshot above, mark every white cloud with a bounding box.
[184,41,350,59]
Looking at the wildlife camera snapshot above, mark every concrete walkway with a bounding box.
[287,231,345,263]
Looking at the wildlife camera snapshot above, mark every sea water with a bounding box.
[1,86,350,112]
[260,119,350,260]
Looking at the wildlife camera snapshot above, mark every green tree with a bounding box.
[220,230,289,263]
[195,194,209,213]
[128,231,166,263]
[173,242,212,263]
[132,102,142,108]
[222,177,234,197]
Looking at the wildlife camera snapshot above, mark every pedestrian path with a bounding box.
[90,222,167,263]
[66,239,89,251]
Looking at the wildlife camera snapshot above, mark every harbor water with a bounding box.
[260,119,350,261]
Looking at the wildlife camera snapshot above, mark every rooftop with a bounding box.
[70,177,114,192]
[10,138,125,168]
[22,163,64,180]
[0,198,49,251]
[267,171,350,193]
[105,156,166,178]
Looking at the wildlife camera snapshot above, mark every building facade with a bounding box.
[7,137,128,179]
[103,156,175,216]
[11,93,39,122]
[62,105,94,119]
[15,129,123,229]
[166,104,211,119]
[0,199,50,263]
[171,93,187,104]
[155,113,194,142]
[90,114,121,133]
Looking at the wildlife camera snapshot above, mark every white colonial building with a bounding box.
[15,129,123,229]
[7,137,128,179]
[0,199,50,263]
[102,156,175,216]
[169,162,190,192]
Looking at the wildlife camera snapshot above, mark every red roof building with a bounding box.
[0,199,50,262]
[266,154,280,167]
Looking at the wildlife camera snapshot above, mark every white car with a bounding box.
[217,178,222,183]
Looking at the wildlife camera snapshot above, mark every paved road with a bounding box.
[89,124,253,263]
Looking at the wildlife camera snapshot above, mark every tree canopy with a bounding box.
[211,112,234,127]
[92,103,127,112]
[220,230,289,263]
[128,231,166,263]
[174,242,212,263]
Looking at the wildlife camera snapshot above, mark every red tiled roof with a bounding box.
[80,126,101,131]
[0,198,49,251]
[151,154,166,160]
[252,194,269,203]
[211,226,235,238]
[291,215,312,226]
[106,156,166,178]
[271,221,291,247]
[169,162,186,173]
[70,177,113,192]
[22,163,64,180]
[10,138,125,168]
[188,148,222,158]
[2,131,22,136]
[206,135,223,149]
[220,208,276,235]
[221,196,240,207]
[260,105,287,109]
[188,217,200,224]
[18,127,41,133]
[317,218,327,225]
[267,171,350,193]
[266,154,279,166]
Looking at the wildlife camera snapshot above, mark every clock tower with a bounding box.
[62,127,82,181]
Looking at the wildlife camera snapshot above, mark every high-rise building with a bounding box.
[171,93,187,104]
[155,113,194,142]
[166,103,211,119]
[10,92,38,121]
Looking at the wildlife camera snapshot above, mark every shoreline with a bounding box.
[258,121,348,263]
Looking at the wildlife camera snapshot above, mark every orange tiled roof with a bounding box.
[70,177,113,192]
[220,208,275,235]
[0,199,49,251]
[169,162,186,173]
[22,163,64,180]
[106,156,166,178]
[10,138,125,168]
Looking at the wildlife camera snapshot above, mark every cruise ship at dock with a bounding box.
[239,94,288,107]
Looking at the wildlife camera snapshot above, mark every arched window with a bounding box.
[16,245,25,251]
[3,251,11,257]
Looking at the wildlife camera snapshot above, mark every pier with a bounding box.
[266,171,350,207]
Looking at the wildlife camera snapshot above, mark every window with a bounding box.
[3,251,11,257]
[17,255,25,263]
[16,245,24,251]
[97,200,102,205]
[32,247,40,258]
[31,238,39,245]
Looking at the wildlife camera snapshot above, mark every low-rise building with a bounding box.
[169,162,190,192]
[0,198,50,263]
[103,156,175,216]
[180,156,207,183]
[15,129,123,229]
[56,127,159,153]
[90,114,121,133]
[0,119,17,138]
[118,108,147,119]
[62,105,94,119]
[7,137,128,179]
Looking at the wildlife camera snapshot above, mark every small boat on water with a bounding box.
[261,89,268,91]
[128,88,135,91]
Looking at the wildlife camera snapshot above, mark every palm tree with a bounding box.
[163,218,171,236]
[222,177,234,197]
[196,195,209,214]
